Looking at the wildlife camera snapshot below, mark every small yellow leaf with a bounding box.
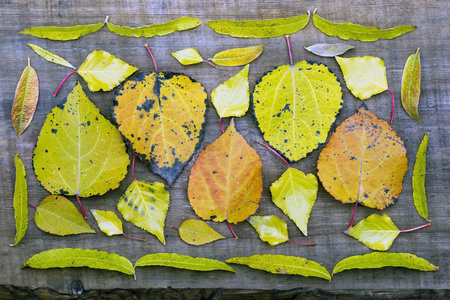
[209,45,263,66]
[177,219,225,246]
[248,215,289,246]
[172,48,204,65]
[12,154,28,246]
[401,48,421,122]
[413,134,429,220]
[91,209,124,236]
[28,44,76,69]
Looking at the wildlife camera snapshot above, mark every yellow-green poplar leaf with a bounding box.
[333,252,439,275]
[312,12,416,42]
[211,65,249,118]
[226,254,331,280]
[401,48,421,122]
[35,195,95,236]
[209,45,263,66]
[253,61,342,162]
[135,253,235,273]
[11,58,39,137]
[171,48,204,65]
[20,22,105,41]
[22,248,135,276]
[177,219,225,246]
[33,83,129,198]
[12,154,28,246]
[117,181,169,244]
[413,134,429,220]
[28,44,76,69]
[248,215,289,246]
[91,209,124,236]
[270,168,318,236]
[107,17,202,37]
[206,14,309,38]
[304,43,355,57]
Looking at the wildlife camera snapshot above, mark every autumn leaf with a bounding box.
[11,154,28,246]
[113,72,207,185]
[28,44,76,69]
[248,215,289,246]
[209,45,263,66]
[401,48,421,122]
[413,134,429,220]
[173,219,225,246]
[90,209,146,241]
[20,21,105,41]
[11,58,39,137]
[304,43,355,57]
[171,48,217,68]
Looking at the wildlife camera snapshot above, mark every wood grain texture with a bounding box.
[0,0,449,293]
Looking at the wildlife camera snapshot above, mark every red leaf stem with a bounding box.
[399,223,430,233]
[288,239,317,246]
[285,35,294,65]
[144,44,158,72]
[76,194,88,219]
[259,142,290,169]
[226,220,238,239]
[122,232,146,242]
[54,71,78,97]
[202,60,218,69]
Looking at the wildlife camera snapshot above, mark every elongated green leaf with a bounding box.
[333,252,439,275]
[226,254,330,280]
[107,17,202,37]
[20,22,105,41]
[171,48,204,65]
[136,253,235,273]
[413,134,429,220]
[248,215,289,246]
[91,209,123,236]
[304,43,355,57]
[22,248,135,276]
[312,12,416,42]
[28,44,76,69]
[177,219,225,246]
[12,154,28,246]
[207,14,309,38]
[401,48,421,122]
[209,45,263,66]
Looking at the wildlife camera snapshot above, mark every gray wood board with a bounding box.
[1,0,448,293]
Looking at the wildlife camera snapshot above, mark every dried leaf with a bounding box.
[304,43,355,57]
[12,154,28,246]
[413,134,429,220]
[177,219,225,246]
[248,215,289,246]
[91,209,124,236]
[171,48,204,65]
[28,44,76,69]
[401,48,421,122]
[206,14,309,38]
[11,58,39,136]
[20,22,105,41]
[209,45,263,66]
[226,254,331,280]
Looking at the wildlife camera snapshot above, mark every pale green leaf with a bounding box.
[211,65,249,118]
[304,43,355,57]
[177,219,225,246]
[28,44,76,69]
[206,14,309,38]
[209,45,263,66]
[226,254,331,280]
[401,48,421,122]
[91,209,123,236]
[136,253,235,273]
[22,248,135,276]
[12,154,28,246]
[333,252,439,275]
[20,22,105,41]
[117,180,169,244]
[248,215,289,246]
[413,134,429,220]
[171,48,204,65]
[270,168,318,236]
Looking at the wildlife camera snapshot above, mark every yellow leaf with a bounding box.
[177,219,225,246]
[401,48,421,122]
[12,154,28,246]
[209,45,263,66]
[91,209,123,236]
[20,22,105,41]
[248,215,289,246]
[171,48,204,65]
[28,44,76,69]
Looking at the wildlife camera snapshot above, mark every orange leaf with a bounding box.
[317,105,407,209]
[188,119,262,224]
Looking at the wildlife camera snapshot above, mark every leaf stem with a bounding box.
[219,117,224,133]
[348,202,358,229]
[285,35,294,65]
[260,142,290,168]
[54,71,78,97]
[399,223,430,233]
[202,60,218,69]
[226,220,238,239]
[28,203,37,209]
[122,232,146,242]
[132,154,136,181]
[144,44,158,72]
[288,239,317,246]
[170,226,179,230]
[76,194,88,219]
[387,88,395,123]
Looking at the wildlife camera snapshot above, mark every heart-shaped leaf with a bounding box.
[209,45,263,66]
[12,154,28,246]
[175,219,225,246]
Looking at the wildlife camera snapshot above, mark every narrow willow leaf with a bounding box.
[28,44,76,69]
[12,154,28,246]
[206,14,309,38]
[91,209,124,236]
[401,48,421,122]
[209,45,263,66]
[333,252,439,275]
[304,43,355,57]
[248,215,289,246]
[107,17,202,37]
[312,12,416,42]
[22,248,135,276]
[171,48,204,65]
[413,134,429,220]
[177,219,225,246]
[11,58,39,136]
[226,254,330,280]
[20,22,105,41]
[135,253,235,273]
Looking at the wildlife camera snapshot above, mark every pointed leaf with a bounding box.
[171,48,204,65]
[253,61,343,162]
[226,254,330,280]
[113,72,207,185]
[20,22,105,41]
[177,219,225,246]
[209,45,263,66]
[11,58,39,136]
[211,65,249,118]
[117,180,169,244]
[333,252,439,275]
[91,209,123,236]
[206,14,309,38]
[12,154,28,246]
[28,44,76,69]
[317,105,408,209]
[188,119,262,224]
[304,43,355,57]
[107,17,202,37]
[312,12,416,42]
[248,215,289,246]
[270,168,318,236]
[33,83,129,197]
[22,248,135,276]
[401,48,421,121]
[413,134,429,220]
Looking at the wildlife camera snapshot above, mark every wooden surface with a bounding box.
[1,0,449,295]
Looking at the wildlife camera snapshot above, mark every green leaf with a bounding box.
[171,48,204,65]
[248,215,289,246]
[413,134,429,220]
[117,180,170,244]
[12,154,28,246]
[211,65,249,118]
[35,195,95,236]
[209,45,263,66]
[401,48,421,122]
[312,12,416,42]
[33,82,129,198]
[270,168,318,236]
[91,209,123,236]
[20,22,105,41]
[304,43,355,57]
[28,44,76,69]
[177,219,225,246]
[106,17,202,37]
[135,253,235,273]
[226,254,331,280]
[206,14,309,38]
[333,252,439,275]
[22,248,135,276]
[253,61,343,162]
